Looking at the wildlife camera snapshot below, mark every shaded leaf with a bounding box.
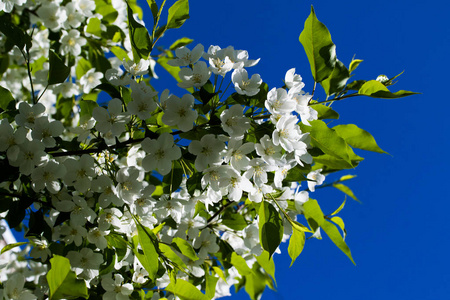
[127,4,152,61]
[258,201,283,258]
[48,51,70,85]
[0,85,15,111]
[321,60,350,96]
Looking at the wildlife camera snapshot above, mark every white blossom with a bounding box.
[231,68,262,96]
[141,133,181,175]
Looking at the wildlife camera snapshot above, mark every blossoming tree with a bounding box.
[0,0,417,299]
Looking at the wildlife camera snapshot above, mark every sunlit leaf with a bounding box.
[321,220,355,265]
[288,229,305,267]
[333,183,360,202]
[171,237,198,261]
[166,279,209,300]
[0,241,27,254]
[333,124,388,154]
[359,80,419,99]
[167,0,189,29]
[299,6,336,82]
[47,255,88,300]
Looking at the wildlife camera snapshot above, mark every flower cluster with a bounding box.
[0,0,409,299]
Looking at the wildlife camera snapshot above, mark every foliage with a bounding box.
[0,1,416,299]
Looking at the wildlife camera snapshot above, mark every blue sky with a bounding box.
[147,0,450,299]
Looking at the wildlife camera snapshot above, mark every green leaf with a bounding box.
[222,212,247,230]
[330,198,346,216]
[231,252,253,276]
[321,220,355,265]
[333,183,360,202]
[0,242,27,254]
[95,0,118,23]
[0,14,31,51]
[255,251,276,285]
[330,216,346,238]
[299,6,336,83]
[205,273,219,300]
[333,124,388,154]
[165,279,209,300]
[303,199,324,232]
[110,46,131,62]
[321,59,350,96]
[311,104,339,120]
[75,57,92,79]
[79,99,98,121]
[167,0,190,29]
[301,120,353,167]
[159,243,186,270]
[244,264,269,300]
[47,255,88,300]
[287,228,305,267]
[86,17,102,37]
[258,201,283,258]
[127,4,152,61]
[135,223,159,281]
[48,50,70,85]
[146,0,159,20]
[349,58,363,73]
[346,80,366,91]
[313,153,363,171]
[358,80,419,99]
[0,85,15,111]
[157,53,193,93]
[170,37,194,50]
[162,160,183,194]
[171,237,198,261]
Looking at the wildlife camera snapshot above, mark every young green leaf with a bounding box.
[170,37,194,50]
[333,183,360,202]
[135,223,159,281]
[330,198,346,216]
[258,201,283,258]
[0,241,27,254]
[48,50,70,85]
[311,104,340,120]
[333,124,388,154]
[299,6,336,83]
[255,251,276,285]
[349,58,363,73]
[231,252,253,276]
[146,0,159,20]
[287,228,305,267]
[359,80,419,98]
[47,255,88,300]
[172,237,198,261]
[205,273,219,300]
[321,220,355,265]
[167,0,190,29]
[159,243,187,270]
[165,278,210,300]
[301,120,353,167]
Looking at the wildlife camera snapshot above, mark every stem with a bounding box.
[309,93,359,106]
[21,48,36,104]
[207,200,235,224]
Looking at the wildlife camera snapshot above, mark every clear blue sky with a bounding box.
[145,0,450,299]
